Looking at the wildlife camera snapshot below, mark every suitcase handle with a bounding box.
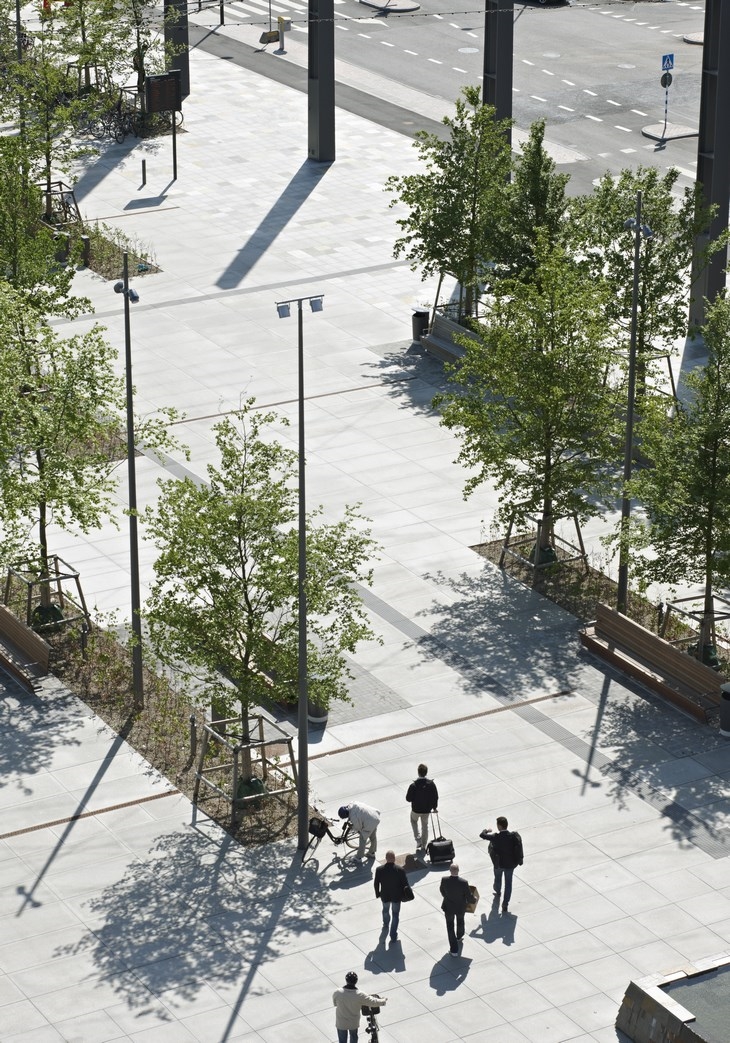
[430,811,443,836]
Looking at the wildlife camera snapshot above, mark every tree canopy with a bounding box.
[144,405,379,720]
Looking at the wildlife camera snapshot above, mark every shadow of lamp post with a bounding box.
[616,190,653,616]
[114,253,144,709]
[276,293,324,850]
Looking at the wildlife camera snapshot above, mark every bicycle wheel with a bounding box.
[301,833,321,866]
[343,828,360,850]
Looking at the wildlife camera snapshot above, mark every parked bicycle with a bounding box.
[301,814,358,865]
[362,999,384,1043]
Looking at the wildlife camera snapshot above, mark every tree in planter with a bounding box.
[628,291,730,659]
[436,235,622,561]
[144,405,379,743]
[385,85,512,320]
[571,166,724,398]
[501,119,571,285]
[0,281,177,621]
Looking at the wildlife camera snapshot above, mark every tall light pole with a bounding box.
[114,254,144,709]
[275,293,324,851]
[616,191,652,615]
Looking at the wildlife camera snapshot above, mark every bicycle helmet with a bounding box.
[345,971,358,986]
[338,805,350,818]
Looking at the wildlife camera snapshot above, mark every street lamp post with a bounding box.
[114,253,144,709]
[616,190,652,615]
[276,293,324,851]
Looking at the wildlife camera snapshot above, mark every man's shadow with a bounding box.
[364,929,406,974]
[472,896,517,946]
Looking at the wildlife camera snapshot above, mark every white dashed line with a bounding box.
[586,115,602,122]
[522,59,534,66]
[381,40,394,47]
[404,49,418,55]
[449,22,460,28]
[584,89,597,96]
[558,105,574,112]
[453,67,467,73]
[615,125,632,133]
[358,33,370,38]
[428,58,442,64]
[607,100,620,107]
[621,148,637,154]
[631,109,647,116]
[531,96,547,102]
[562,79,575,86]
[542,69,554,76]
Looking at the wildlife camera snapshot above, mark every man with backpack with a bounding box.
[480,815,524,913]
[405,763,438,852]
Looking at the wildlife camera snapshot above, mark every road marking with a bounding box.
[428,57,442,64]
[522,59,534,66]
[449,22,459,28]
[607,100,620,106]
[542,69,554,76]
[621,148,637,154]
[453,67,467,73]
[558,105,575,112]
[562,79,575,86]
[584,89,597,96]
[586,115,602,122]
[631,109,647,116]
[615,125,632,133]
[531,95,547,102]
[358,32,371,38]
[381,40,394,46]
[404,49,418,55]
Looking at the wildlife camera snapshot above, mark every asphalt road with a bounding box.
[199,0,706,194]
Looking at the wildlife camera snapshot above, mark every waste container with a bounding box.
[720,684,730,737]
[412,309,430,341]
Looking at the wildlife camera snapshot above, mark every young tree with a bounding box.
[144,405,379,724]
[436,235,622,554]
[0,281,176,616]
[572,166,723,395]
[386,85,512,319]
[629,291,730,657]
[501,119,571,284]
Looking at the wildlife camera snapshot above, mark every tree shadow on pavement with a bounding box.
[413,567,585,703]
[54,823,334,1025]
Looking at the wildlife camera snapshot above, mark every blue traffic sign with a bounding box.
[662,53,674,71]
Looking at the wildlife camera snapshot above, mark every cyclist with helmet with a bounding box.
[332,971,386,1042]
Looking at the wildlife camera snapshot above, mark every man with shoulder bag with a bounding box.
[374,850,411,941]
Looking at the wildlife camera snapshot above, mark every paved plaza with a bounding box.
[2,22,730,1043]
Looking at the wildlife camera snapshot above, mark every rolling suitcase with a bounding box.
[427,812,455,864]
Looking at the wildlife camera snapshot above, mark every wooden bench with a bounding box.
[0,604,51,691]
[422,312,479,363]
[580,602,722,723]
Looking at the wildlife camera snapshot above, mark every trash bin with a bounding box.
[412,309,430,341]
[720,684,730,737]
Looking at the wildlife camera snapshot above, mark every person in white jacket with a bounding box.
[332,971,386,1042]
[338,801,380,859]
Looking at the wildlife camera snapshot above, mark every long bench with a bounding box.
[0,604,51,691]
[422,312,479,363]
[580,602,722,723]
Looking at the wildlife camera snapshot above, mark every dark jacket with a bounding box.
[485,828,523,870]
[374,861,409,902]
[406,776,438,814]
[439,874,470,915]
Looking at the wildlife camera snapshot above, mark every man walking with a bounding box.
[480,815,523,913]
[374,850,409,941]
[339,801,380,860]
[439,862,471,955]
[405,763,438,851]
[332,971,387,1043]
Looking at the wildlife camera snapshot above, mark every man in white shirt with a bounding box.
[332,971,386,1043]
[338,801,380,859]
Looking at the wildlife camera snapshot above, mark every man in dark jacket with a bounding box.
[374,850,409,941]
[439,863,471,955]
[406,763,438,851]
[480,815,524,913]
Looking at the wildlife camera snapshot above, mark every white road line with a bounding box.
[615,125,632,133]
[562,79,575,86]
[542,69,554,76]
[381,40,394,46]
[631,109,647,116]
[621,148,636,154]
[449,22,460,28]
[428,58,442,64]
[558,105,574,112]
[405,49,418,55]
[358,33,370,38]
[607,100,620,107]
[584,89,597,96]
[531,95,547,102]
[586,115,602,122]
[453,67,467,73]
[522,59,534,66]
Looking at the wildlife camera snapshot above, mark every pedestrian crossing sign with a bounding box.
[662,54,674,71]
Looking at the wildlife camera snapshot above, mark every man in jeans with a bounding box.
[405,763,438,851]
[439,863,471,955]
[374,850,409,941]
[480,815,524,913]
